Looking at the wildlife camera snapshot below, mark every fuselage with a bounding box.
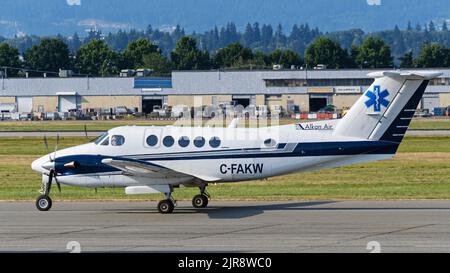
[31,120,398,189]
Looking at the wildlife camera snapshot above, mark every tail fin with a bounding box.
[334,70,442,142]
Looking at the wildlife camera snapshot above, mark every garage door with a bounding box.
[16,97,33,113]
[58,95,77,112]
[422,95,439,112]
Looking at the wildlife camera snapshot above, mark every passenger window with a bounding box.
[194,136,205,148]
[100,137,109,146]
[146,135,158,147]
[111,135,125,146]
[264,138,276,147]
[178,136,190,147]
[163,136,175,147]
[209,137,221,148]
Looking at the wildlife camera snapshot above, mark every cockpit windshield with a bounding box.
[94,132,108,145]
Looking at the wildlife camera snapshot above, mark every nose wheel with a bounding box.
[36,195,52,211]
[36,171,54,211]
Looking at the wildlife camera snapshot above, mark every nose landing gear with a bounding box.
[36,195,52,211]
[35,170,55,211]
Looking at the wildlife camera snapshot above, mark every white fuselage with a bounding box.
[31,120,395,189]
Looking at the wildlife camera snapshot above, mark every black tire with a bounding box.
[36,195,52,211]
[192,194,209,208]
[157,199,174,214]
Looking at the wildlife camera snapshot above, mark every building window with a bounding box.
[265,78,373,87]
[178,136,190,147]
[209,137,221,148]
[111,135,125,146]
[194,136,205,148]
[163,136,175,147]
[146,135,158,147]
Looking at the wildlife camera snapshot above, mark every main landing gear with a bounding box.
[157,192,177,214]
[192,184,209,209]
[157,184,210,214]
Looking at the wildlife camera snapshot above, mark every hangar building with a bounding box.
[0,69,449,116]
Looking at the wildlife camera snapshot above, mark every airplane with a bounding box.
[31,70,442,214]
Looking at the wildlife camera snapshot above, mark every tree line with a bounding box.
[4,21,450,58]
[1,25,450,77]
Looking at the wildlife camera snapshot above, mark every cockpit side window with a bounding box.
[111,135,125,146]
[100,137,109,146]
[94,132,108,145]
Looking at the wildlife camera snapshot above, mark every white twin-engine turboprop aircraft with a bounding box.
[32,70,442,213]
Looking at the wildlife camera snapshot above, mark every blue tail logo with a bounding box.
[365,85,389,112]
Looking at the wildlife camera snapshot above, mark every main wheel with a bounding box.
[36,195,52,211]
[192,194,208,208]
[157,199,174,214]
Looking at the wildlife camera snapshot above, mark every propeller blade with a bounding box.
[53,134,59,161]
[84,124,88,139]
[43,135,49,151]
[44,135,52,161]
[56,179,61,193]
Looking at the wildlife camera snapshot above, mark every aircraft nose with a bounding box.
[31,155,51,173]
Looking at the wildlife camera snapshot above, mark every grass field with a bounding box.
[0,135,449,201]
[0,117,448,131]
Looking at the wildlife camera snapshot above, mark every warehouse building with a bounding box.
[0,69,449,117]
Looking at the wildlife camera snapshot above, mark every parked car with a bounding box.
[152,105,168,117]
[171,105,190,118]
[269,105,283,117]
[114,106,134,115]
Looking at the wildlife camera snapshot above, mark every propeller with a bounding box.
[84,124,88,139]
[43,134,62,193]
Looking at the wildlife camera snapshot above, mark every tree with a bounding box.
[142,52,172,76]
[429,21,436,32]
[124,38,159,68]
[100,50,125,76]
[414,43,450,68]
[407,21,413,31]
[304,36,348,68]
[353,37,393,68]
[273,24,287,49]
[269,49,303,68]
[415,23,422,31]
[170,37,211,70]
[24,38,71,75]
[0,43,22,76]
[399,50,414,68]
[443,21,448,31]
[242,23,255,47]
[213,42,253,68]
[68,33,82,52]
[75,40,121,76]
[261,24,273,50]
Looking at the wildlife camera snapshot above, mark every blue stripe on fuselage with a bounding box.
[53,140,398,176]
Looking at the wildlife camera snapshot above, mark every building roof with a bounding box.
[0,69,449,97]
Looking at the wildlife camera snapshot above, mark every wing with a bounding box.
[101,158,190,178]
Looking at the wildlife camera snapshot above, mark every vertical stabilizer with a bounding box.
[334,71,442,142]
